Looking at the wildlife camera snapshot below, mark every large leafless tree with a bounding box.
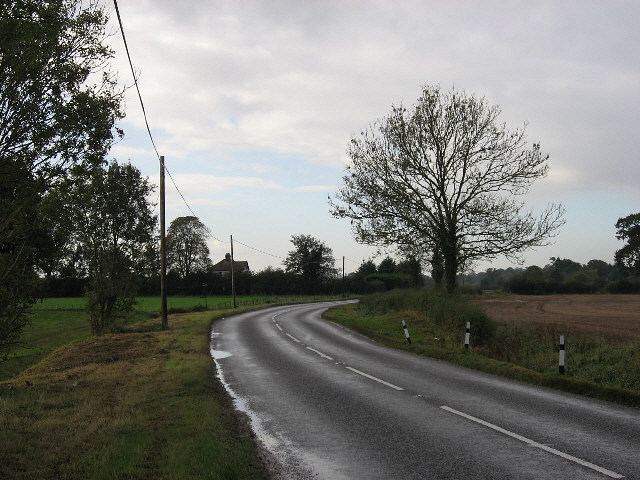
[331,85,565,291]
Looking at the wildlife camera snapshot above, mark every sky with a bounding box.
[104,0,640,275]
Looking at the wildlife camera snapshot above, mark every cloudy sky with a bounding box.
[105,0,640,274]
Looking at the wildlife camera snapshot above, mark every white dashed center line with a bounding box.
[346,366,404,391]
[306,347,333,360]
[440,406,624,479]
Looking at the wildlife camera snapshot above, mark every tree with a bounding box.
[284,234,337,293]
[377,256,397,274]
[67,161,157,335]
[396,256,423,286]
[615,213,640,274]
[0,0,122,357]
[166,216,212,278]
[331,85,564,292]
[357,260,377,276]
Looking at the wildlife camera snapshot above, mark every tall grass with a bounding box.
[325,289,640,405]
[359,289,496,346]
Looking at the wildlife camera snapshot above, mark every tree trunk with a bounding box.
[442,241,458,293]
[430,248,444,290]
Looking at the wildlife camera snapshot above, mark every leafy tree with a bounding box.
[166,216,212,278]
[586,259,614,280]
[377,256,397,274]
[615,213,640,274]
[395,256,423,286]
[66,162,157,335]
[357,259,377,276]
[284,234,337,293]
[331,85,564,292]
[0,0,122,357]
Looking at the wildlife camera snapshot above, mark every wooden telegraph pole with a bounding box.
[160,156,168,329]
[230,235,237,308]
[342,255,345,297]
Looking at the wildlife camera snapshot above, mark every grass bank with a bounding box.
[1,295,332,381]
[323,290,640,408]
[0,295,345,479]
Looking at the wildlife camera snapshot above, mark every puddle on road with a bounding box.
[210,349,232,359]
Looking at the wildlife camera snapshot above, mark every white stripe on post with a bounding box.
[465,322,471,349]
[559,335,565,374]
[402,319,412,344]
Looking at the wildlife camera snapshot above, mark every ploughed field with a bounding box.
[476,294,640,346]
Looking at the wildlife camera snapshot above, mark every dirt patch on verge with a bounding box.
[476,294,640,345]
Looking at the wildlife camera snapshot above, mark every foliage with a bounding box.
[0,0,122,359]
[357,260,377,276]
[66,162,157,335]
[500,257,628,294]
[284,234,337,293]
[166,216,212,278]
[331,84,565,291]
[359,289,496,346]
[615,213,640,274]
[377,256,396,274]
[325,294,640,405]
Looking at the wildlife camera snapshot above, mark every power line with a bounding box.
[234,239,285,260]
[162,165,227,244]
[112,0,160,158]
[111,1,361,268]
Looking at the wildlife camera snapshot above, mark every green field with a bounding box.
[2,295,335,382]
[1,295,345,479]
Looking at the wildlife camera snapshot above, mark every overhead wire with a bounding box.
[112,1,357,268]
[112,0,160,159]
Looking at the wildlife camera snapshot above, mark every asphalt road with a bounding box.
[210,301,640,479]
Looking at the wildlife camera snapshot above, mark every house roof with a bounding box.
[211,257,250,272]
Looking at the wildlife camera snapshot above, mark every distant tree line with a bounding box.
[463,257,640,295]
[40,234,424,298]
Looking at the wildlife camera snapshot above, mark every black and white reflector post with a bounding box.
[402,319,411,344]
[559,335,565,374]
[465,322,471,349]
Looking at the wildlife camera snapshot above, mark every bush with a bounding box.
[359,289,497,346]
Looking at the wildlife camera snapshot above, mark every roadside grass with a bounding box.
[1,295,335,381]
[0,309,271,479]
[323,290,640,408]
[0,294,347,479]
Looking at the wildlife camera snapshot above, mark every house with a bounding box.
[211,253,250,276]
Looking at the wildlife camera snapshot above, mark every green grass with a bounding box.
[0,308,272,479]
[323,291,640,408]
[2,295,337,381]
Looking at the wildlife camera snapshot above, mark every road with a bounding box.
[210,301,640,479]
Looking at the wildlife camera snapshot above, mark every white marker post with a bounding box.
[559,335,565,374]
[465,322,471,349]
[402,319,411,344]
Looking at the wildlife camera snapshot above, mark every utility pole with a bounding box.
[230,235,237,308]
[342,255,345,297]
[160,156,168,329]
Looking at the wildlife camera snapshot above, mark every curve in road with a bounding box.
[211,301,640,480]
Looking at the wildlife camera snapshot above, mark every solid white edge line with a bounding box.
[285,333,301,343]
[275,323,283,331]
[306,347,333,360]
[346,366,404,391]
[440,406,624,479]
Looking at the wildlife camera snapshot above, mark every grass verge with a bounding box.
[323,292,640,409]
[4,295,363,479]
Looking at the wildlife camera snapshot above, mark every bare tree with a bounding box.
[331,85,564,292]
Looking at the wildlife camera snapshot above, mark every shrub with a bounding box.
[359,289,497,346]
